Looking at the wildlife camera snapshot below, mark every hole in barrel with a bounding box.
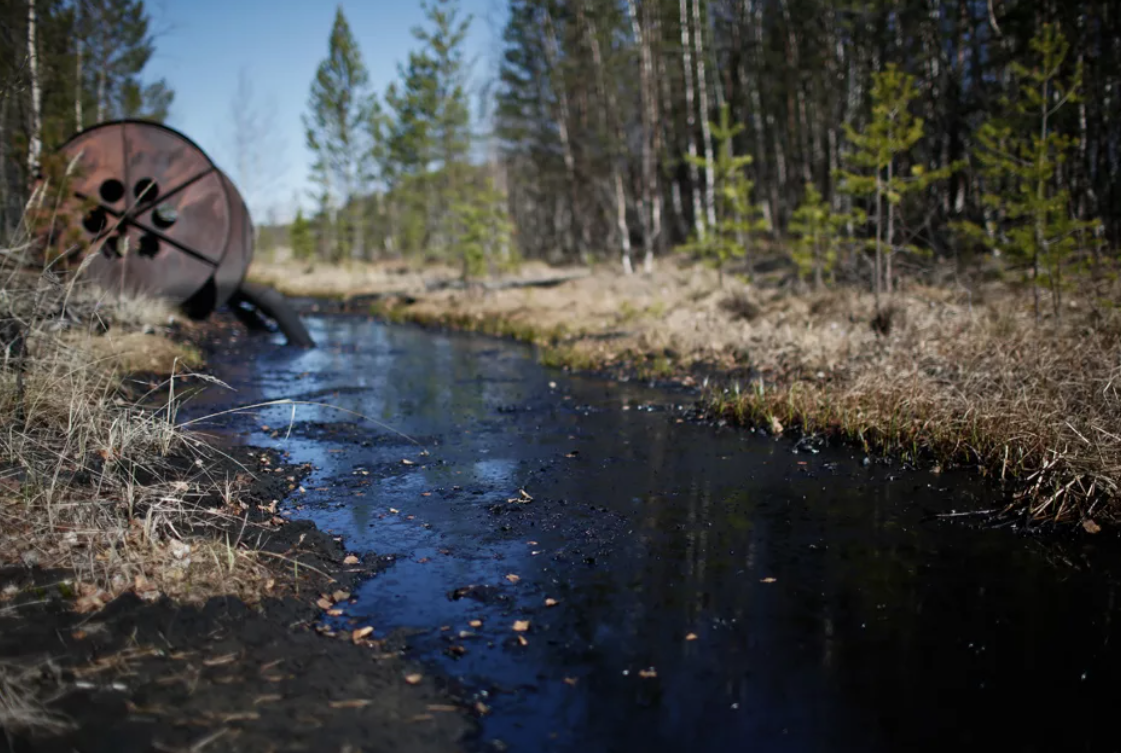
[82,208,108,234]
[99,179,125,203]
[133,178,159,203]
[138,233,159,258]
[101,234,123,259]
[152,204,178,229]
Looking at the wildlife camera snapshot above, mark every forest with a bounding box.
[3,0,1119,310]
[285,0,1117,318]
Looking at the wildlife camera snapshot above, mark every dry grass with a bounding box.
[707,290,1121,519]
[0,660,71,736]
[250,254,1121,522]
[1,216,290,624]
[245,257,446,299]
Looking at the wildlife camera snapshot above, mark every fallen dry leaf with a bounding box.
[475,701,491,715]
[401,459,416,466]
[343,554,360,565]
[330,699,372,709]
[512,620,530,632]
[332,590,351,602]
[352,626,374,643]
[505,574,520,584]
[685,633,698,641]
[563,677,578,686]
[639,668,658,679]
[544,598,558,607]
[1083,519,1102,534]
[405,673,423,685]
[769,415,784,435]
[469,619,482,628]
[316,598,333,610]
[517,635,528,646]
[760,577,777,584]
[74,592,108,613]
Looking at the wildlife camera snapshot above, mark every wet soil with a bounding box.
[180,311,1121,753]
[0,320,476,753]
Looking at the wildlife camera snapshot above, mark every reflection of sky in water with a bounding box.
[187,315,1121,753]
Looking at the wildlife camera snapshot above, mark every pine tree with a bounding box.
[289,208,314,261]
[836,64,952,308]
[303,6,376,262]
[788,182,862,290]
[451,173,514,281]
[80,0,169,122]
[678,104,768,286]
[956,23,1102,320]
[384,0,472,259]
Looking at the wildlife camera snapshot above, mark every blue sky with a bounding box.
[145,0,508,224]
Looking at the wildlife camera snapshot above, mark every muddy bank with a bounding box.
[0,316,476,753]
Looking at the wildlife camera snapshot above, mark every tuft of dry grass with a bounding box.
[1,220,287,616]
[705,286,1121,522]
[0,660,72,736]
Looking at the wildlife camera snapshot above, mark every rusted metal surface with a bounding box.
[41,120,253,316]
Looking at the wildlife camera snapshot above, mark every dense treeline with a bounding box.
[495,0,1119,273]
[295,0,1116,305]
[0,0,172,236]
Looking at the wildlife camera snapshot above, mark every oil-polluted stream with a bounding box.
[189,314,1121,753]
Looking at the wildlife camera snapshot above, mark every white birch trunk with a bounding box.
[677,0,703,238]
[692,0,716,230]
[27,0,42,179]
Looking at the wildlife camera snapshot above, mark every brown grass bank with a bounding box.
[249,256,1121,524]
[0,262,304,610]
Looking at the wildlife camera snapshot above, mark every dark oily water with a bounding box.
[188,316,1121,753]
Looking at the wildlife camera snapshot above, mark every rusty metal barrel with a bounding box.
[45,120,253,318]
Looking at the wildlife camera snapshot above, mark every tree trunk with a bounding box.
[692,0,717,230]
[680,0,705,240]
[874,172,883,311]
[0,95,10,236]
[75,35,84,131]
[813,230,822,291]
[581,0,633,272]
[27,0,42,181]
[353,195,365,261]
[646,0,663,273]
[742,0,776,232]
[541,7,585,264]
[626,0,655,275]
[97,69,106,123]
[885,158,894,295]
